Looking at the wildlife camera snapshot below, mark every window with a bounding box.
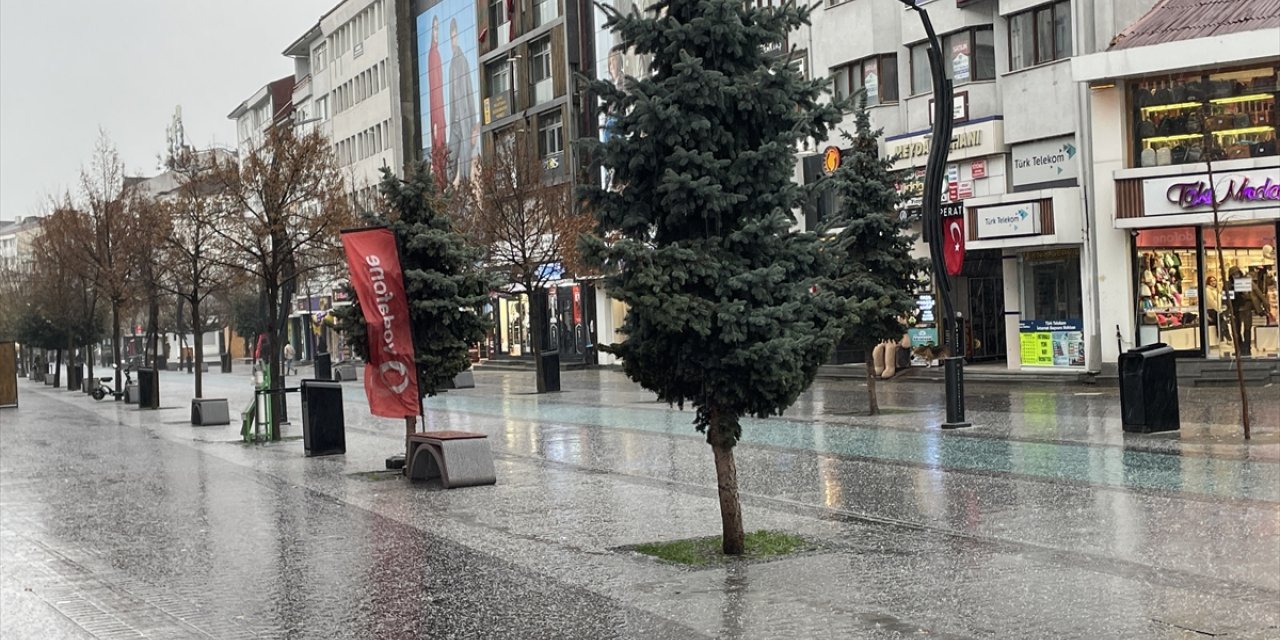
[1009,2,1072,71]
[530,38,553,104]
[533,0,559,27]
[489,0,510,47]
[910,27,994,94]
[538,110,563,158]
[313,44,327,72]
[316,96,329,121]
[832,54,898,106]
[487,58,510,98]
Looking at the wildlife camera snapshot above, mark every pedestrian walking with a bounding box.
[283,342,296,376]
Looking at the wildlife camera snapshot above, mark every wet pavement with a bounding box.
[2,366,1278,638]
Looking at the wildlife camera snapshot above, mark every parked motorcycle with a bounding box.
[91,364,134,401]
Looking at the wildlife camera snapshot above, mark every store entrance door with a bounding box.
[968,276,1006,362]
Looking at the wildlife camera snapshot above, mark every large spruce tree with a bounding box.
[335,162,494,410]
[582,0,845,554]
[825,100,927,415]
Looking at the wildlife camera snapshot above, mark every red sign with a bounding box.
[971,160,986,179]
[948,181,959,202]
[942,212,966,276]
[958,181,974,199]
[341,228,420,419]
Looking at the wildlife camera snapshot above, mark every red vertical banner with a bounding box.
[942,208,966,276]
[341,228,420,418]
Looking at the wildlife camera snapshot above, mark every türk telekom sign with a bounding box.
[1142,167,1280,216]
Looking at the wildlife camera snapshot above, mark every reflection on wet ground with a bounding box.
[2,367,1277,639]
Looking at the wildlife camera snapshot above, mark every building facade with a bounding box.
[795,0,1172,373]
[1074,0,1279,365]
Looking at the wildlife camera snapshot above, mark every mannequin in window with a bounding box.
[1204,275,1223,339]
[1228,266,1258,356]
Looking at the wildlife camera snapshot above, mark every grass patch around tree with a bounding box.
[629,530,816,567]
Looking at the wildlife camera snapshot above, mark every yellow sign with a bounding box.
[1020,331,1053,366]
[822,146,841,174]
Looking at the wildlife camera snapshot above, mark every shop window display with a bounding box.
[1135,228,1201,351]
[1204,225,1278,359]
[1132,65,1277,168]
[1019,249,1085,367]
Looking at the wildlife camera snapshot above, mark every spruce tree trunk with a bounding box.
[266,279,283,441]
[53,349,62,388]
[864,357,879,416]
[708,411,745,556]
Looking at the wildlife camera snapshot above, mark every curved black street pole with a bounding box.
[899,0,969,428]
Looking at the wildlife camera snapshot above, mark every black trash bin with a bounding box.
[136,368,160,410]
[1119,343,1179,433]
[301,379,345,456]
[220,353,232,373]
[314,352,332,381]
[538,351,560,393]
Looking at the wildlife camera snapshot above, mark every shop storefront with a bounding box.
[887,118,1014,363]
[1129,222,1278,358]
[964,188,1090,370]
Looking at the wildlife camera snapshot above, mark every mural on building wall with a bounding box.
[416,0,480,185]
[593,0,657,190]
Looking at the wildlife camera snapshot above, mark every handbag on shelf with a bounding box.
[1226,143,1250,159]
[1171,145,1187,164]
[1186,117,1202,133]
[1141,147,1157,167]
[1139,119,1157,138]
[1154,86,1174,104]
[1156,146,1173,165]
[1186,143,1203,162]
[1234,112,1252,128]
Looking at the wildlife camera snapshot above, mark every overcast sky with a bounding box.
[0,1,323,220]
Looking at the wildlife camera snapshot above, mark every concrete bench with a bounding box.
[191,398,230,425]
[334,362,358,382]
[406,431,495,489]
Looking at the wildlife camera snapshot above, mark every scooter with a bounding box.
[91,364,134,401]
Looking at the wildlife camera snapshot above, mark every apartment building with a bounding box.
[287,0,406,207]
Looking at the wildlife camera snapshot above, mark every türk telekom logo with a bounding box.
[1167,175,1280,209]
[363,254,411,394]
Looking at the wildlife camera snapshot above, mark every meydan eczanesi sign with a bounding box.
[1143,167,1280,216]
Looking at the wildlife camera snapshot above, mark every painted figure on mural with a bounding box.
[428,16,446,164]
[448,18,477,185]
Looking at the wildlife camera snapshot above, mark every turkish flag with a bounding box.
[943,215,966,276]
[341,228,420,418]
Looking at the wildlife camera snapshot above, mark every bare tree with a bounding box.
[465,134,593,391]
[155,148,236,398]
[211,125,353,439]
[50,134,139,393]
[28,207,104,388]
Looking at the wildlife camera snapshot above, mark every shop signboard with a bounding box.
[909,327,938,347]
[915,294,936,323]
[975,201,1042,239]
[971,159,987,179]
[1012,136,1078,188]
[1019,319,1085,367]
[1142,167,1280,216]
[888,118,1002,170]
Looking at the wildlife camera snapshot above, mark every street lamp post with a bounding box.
[898,0,970,428]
